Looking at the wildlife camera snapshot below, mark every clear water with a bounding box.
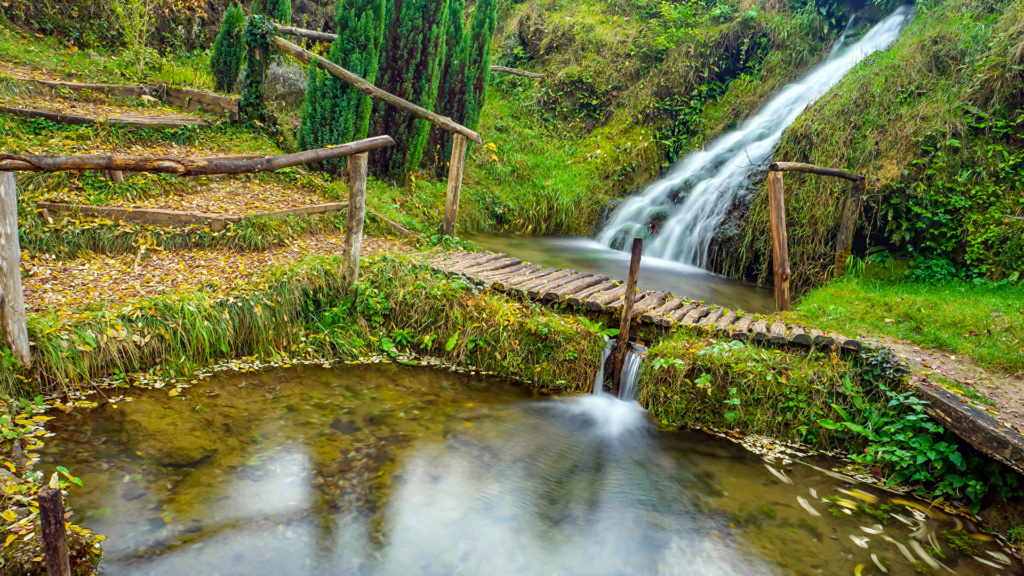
[469,234,775,313]
[40,364,1017,575]
[596,6,916,267]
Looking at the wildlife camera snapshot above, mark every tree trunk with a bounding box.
[39,483,71,576]
[611,238,642,394]
[0,172,30,366]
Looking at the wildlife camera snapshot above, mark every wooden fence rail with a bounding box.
[767,162,866,311]
[0,139,392,367]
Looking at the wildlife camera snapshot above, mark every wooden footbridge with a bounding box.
[426,250,864,351]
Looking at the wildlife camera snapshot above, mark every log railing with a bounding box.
[271,24,495,237]
[0,137,394,368]
[766,162,866,312]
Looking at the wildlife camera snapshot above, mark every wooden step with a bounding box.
[466,257,521,275]
[641,297,686,324]
[662,302,699,327]
[751,319,770,342]
[544,275,608,301]
[585,286,627,311]
[731,315,755,341]
[566,281,618,307]
[698,308,724,328]
[528,272,590,299]
[715,310,738,336]
[769,320,788,346]
[681,305,711,326]
[630,291,670,319]
[790,325,812,347]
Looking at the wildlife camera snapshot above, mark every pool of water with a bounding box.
[467,234,776,313]
[41,364,1017,575]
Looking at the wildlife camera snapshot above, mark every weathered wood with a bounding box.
[442,134,469,236]
[809,329,834,348]
[39,478,71,576]
[585,285,628,311]
[790,325,812,347]
[430,250,477,267]
[833,179,865,277]
[466,257,521,275]
[715,311,738,335]
[641,297,685,324]
[494,269,554,290]
[917,382,1024,477]
[155,84,239,119]
[451,253,506,273]
[731,315,755,341]
[489,66,545,79]
[751,319,770,342]
[681,305,711,326]
[767,170,791,311]
[769,320,788,346]
[341,153,368,291]
[272,22,339,43]
[664,302,699,327]
[481,263,536,282]
[38,201,241,228]
[768,162,864,182]
[612,238,643,394]
[629,291,669,318]
[514,269,576,295]
[0,137,395,174]
[836,335,864,352]
[698,308,724,328]
[607,289,646,311]
[566,281,618,307]
[272,36,483,144]
[0,104,210,129]
[13,76,151,99]
[262,202,351,219]
[528,273,590,299]
[0,173,30,366]
[544,275,608,301]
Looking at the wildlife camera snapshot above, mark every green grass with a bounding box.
[789,274,1024,375]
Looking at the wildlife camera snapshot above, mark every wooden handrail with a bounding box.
[272,23,337,42]
[272,36,483,144]
[490,66,545,79]
[0,136,395,174]
[769,162,863,182]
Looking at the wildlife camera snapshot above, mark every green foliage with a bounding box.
[462,0,497,133]
[371,0,450,180]
[297,0,386,174]
[239,15,278,131]
[111,0,154,80]
[424,0,469,175]
[251,0,291,25]
[210,4,246,92]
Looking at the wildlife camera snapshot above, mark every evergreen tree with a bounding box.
[463,0,497,133]
[371,0,450,180]
[210,4,246,93]
[423,0,468,176]
[251,0,291,24]
[297,0,386,174]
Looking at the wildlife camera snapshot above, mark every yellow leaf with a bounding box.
[3,534,15,548]
[2,510,17,522]
[3,462,14,472]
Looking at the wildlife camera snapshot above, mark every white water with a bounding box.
[578,341,647,438]
[596,6,915,266]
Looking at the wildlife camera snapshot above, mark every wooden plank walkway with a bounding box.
[427,251,864,351]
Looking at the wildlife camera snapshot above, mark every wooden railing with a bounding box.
[766,162,866,311]
[0,137,395,367]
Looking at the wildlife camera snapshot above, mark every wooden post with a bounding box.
[342,153,368,291]
[39,474,71,576]
[0,172,30,366]
[442,134,469,237]
[767,170,791,312]
[833,178,865,277]
[611,237,643,394]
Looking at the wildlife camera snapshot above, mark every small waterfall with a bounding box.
[592,343,612,395]
[617,345,644,402]
[596,6,915,267]
[829,14,857,58]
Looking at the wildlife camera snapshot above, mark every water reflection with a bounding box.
[467,234,775,313]
[40,365,1018,575]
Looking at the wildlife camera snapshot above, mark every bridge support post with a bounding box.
[442,134,469,237]
[0,172,30,366]
[767,170,791,312]
[611,237,642,395]
[342,153,368,292]
[834,178,865,277]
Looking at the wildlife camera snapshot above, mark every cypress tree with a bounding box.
[251,0,291,24]
[371,0,450,180]
[463,0,497,133]
[210,4,246,93]
[423,0,468,176]
[297,0,386,174]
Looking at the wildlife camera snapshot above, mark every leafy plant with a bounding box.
[210,4,246,92]
[112,0,154,80]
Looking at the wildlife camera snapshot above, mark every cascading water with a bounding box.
[597,6,915,266]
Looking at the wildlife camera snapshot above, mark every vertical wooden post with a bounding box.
[767,170,791,312]
[341,153,368,291]
[611,237,643,395]
[39,474,71,576]
[441,134,469,237]
[0,172,30,366]
[833,178,865,277]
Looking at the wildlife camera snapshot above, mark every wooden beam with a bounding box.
[271,36,483,144]
[0,136,394,174]
[767,170,791,312]
[272,22,338,43]
[155,84,239,119]
[0,172,30,367]
[0,105,209,129]
[442,134,469,236]
[342,153,369,291]
[833,179,865,277]
[768,162,863,182]
[39,477,71,576]
[489,66,545,79]
[612,237,642,394]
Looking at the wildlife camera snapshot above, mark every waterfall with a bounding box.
[596,6,915,266]
[592,342,612,394]
[617,345,644,402]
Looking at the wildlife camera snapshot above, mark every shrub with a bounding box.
[251,0,291,25]
[113,0,155,80]
[210,4,246,92]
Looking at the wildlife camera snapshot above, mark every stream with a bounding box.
[40,363,1018,575]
